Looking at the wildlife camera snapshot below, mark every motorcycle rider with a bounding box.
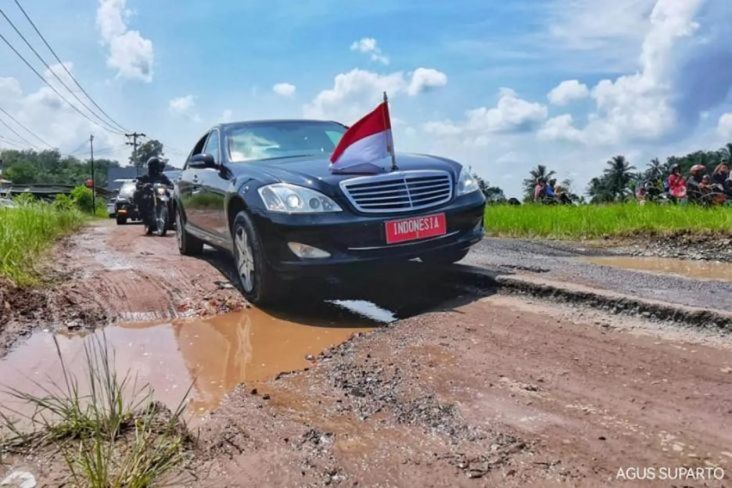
[134,157,173,225]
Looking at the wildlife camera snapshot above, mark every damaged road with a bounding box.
[1,221,731,486]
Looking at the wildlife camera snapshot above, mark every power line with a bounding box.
[0,114,38,149]
[0,30,125,136]
[0,8,124,135]
[13,0,128,133]
[0,104,53,148]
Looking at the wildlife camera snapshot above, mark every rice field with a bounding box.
[0,202,85,285]
[485,203,732,239]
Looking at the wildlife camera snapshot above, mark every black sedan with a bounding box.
[174,120,485,304]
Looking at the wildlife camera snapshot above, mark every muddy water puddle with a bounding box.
[0,306,376,417]
[586,256,732,282]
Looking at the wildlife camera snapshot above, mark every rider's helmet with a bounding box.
[147,157,163,177]
[690,164,706,177]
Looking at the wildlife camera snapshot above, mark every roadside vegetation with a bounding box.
[485,203,732,239]
[0,336,191,486]
[0,187,102,286]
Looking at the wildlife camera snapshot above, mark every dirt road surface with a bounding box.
[1,221,730,486]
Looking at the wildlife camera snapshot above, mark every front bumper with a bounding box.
[251,191,485,275]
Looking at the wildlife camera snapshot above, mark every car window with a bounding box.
[186,133,209,167]
[225,121,346,162]
[119,182,136,197]
[203,131,220,162]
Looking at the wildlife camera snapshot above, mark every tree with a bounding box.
[0,149,120,187]
[132,139,166,171]
[601,155,636,201]
[586,177,614,204]
[643,158,663,182]
[522,164,555,201]
[472,172,505,203]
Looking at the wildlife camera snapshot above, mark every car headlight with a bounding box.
[456,166,479,196]
[258,183,342,213]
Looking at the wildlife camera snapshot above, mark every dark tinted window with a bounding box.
[225,121,346,162]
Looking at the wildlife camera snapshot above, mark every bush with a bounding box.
[53,193,75,211]
[70,185,95,213]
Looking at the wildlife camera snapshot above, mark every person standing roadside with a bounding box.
[667,165,687,202]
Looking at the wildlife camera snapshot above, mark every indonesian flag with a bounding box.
[330,99,394,172]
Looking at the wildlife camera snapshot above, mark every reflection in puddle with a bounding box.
[586,256,732,282]
[0,307,375,416]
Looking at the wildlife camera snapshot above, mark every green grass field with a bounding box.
[0,203,86,285]
[485,203,732,239]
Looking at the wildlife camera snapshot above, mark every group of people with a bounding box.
[533,178,573,204]
[657,162,731,205]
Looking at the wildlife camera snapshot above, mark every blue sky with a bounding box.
[0,0,731,196]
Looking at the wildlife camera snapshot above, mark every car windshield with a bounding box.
[225,121,346,162]
[119,182,136,197]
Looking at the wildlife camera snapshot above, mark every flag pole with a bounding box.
[383,92,398,172]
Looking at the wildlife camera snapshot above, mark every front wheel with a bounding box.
[232,210,281,305]
[420,248,469,265]
[155,204,168,237]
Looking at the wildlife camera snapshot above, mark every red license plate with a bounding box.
[385,213,446,244]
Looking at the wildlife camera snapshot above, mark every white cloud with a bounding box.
[272,82,296,97]
[168,95,195,114]
[304,68,447,122]
[547,80,589,105]
[718,113,732,140]
[546,0,732,146]
[423,88,547,142]
[538,114,585,143]
[350,37,389,65]
[0,73,119,155]
[96,0,153,82]
[407,68,448,96]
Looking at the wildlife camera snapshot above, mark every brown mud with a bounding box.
[1,221,731,486]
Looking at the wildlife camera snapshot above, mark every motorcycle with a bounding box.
[140,182,173,236]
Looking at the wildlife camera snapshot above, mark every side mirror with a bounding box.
[189,153,217,169]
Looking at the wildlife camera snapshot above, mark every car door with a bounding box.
[197,129,230,241]
[179,133,209,231]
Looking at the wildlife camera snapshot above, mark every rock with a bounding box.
[0,471,36,488]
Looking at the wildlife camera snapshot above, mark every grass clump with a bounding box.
[0,199,86,285]
[0,335,191,487]
[485,203,732,240]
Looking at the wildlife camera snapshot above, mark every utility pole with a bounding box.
[125,132,146,177]
[89,134,95,213]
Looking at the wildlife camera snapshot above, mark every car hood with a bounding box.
[228,153,463,193]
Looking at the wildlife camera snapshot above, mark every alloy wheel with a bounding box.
[235,226,255,292]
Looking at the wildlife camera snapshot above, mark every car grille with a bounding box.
[340,170,453,213]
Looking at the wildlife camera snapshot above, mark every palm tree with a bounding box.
[522,164,556,200]
[602,155,636,201]
[644,158,662,182]
[720,143,732,162]
[586,177,613,204]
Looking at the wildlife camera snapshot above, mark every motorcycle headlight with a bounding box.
[456,166,479,196]
[258,183,342,213]
[156,187,166,195]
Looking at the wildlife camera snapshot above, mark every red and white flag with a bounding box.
[330,96,395,172]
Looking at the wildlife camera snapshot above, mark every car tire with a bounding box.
[420,248,469,265]
[116,216,127,225]
[176,209,203,255]
[231,210,280,305]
